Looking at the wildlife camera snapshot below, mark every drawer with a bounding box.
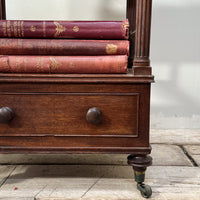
[0,93,139,136]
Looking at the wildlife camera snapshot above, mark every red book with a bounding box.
[0,55,128,74]
[0,38,129,55]
[0,20,129,39]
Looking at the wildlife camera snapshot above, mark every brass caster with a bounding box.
[137,183,152,198]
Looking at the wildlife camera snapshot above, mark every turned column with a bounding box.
[0,0,6,20]
[133,0,152,75]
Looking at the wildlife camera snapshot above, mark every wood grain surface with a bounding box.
[0,93,139,136]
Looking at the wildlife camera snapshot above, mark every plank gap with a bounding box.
[179,145,198,167]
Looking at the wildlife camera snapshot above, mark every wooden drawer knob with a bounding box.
[0,107,14,124]
[86,107,102,125]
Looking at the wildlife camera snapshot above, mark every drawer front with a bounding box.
[0,93,139,136]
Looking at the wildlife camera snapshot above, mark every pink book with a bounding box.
[0,55,128,74]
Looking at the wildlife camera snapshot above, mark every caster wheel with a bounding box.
[137,184,152,198]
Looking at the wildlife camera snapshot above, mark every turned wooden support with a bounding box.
[133,0,152,75]
[128,154,152,183]
[127,154,152,198]
[128,154,152,172]
[0,0,6,20]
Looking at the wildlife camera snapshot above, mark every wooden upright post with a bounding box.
[0,0,6,20]
[126,0,136,68]
[133,0,152,75]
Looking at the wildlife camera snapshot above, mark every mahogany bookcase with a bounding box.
[0,0,154,198]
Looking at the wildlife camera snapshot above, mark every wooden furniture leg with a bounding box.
[127,154,152,198]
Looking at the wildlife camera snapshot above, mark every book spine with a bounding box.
[0,20,129,39]
[0,39,129,56]
[0,55,128,74]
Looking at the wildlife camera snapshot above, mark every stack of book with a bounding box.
[0,20,129,74]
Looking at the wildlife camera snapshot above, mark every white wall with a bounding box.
[5,0,200,129]
[5,0,126,20]
[151,0,200,129]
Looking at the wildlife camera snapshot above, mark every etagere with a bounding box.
[0,0,154,198]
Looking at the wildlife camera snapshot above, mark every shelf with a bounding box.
[0,69,154,84]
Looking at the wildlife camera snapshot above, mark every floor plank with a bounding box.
[184,145,200,166]
[150,129,200,145]
[0,165,200,199]
[151,144,192,166]
[0,165,16,186]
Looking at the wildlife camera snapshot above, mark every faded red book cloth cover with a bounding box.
[0,39,129,56]
[0,55,128,74]
[0,20,129,39]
